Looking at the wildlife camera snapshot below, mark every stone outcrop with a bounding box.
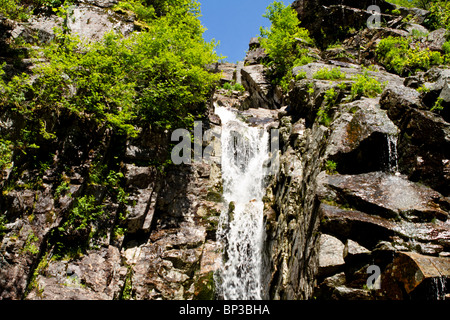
[291,0,396,48]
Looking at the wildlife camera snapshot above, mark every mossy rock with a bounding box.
[206,190,223,203]
[193,271,215,300]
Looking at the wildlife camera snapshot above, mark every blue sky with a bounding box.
[199,1,288,63]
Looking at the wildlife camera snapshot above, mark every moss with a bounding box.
[120,265,134,300]
[206,190,223,203]
[193,271,215,300]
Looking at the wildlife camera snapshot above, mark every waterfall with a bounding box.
[215,106,270,300]
[387,135,399,174]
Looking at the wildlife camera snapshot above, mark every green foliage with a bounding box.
[0,0,29,20]
[424,1,450,30]
[59,195,104,233]
[114,0,157,24]
[0,138,13,171]
[0,1,221,137]
[295,71,307,80]
[0,0,67,20]
[222,82,245,92]
[325,160,338,175]
[317,88,339,126]
[313,67,346,80]
[22,232,40,255]
[417,84,431,93]
[351,71,386,100]
[388,0,441,9]
[431,97,444,112]
[443,41,450,55]
[376,36,446,75]
[55,181,71,199]
[0,215,7,239]
[259,1,313,92]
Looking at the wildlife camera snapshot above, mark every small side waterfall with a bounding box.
[387,135,399,174]
[215,106,270,300]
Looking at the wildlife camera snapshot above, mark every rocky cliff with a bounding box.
[259,0,450,300]
[1,0,450,301]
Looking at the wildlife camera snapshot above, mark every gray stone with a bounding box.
[426,28,449,52]
[344,239,370,260]
[241,64,282,110]
[67,5,134,41]
[318,234,345,277]
[326,97,399,174]
[325,172,448,222]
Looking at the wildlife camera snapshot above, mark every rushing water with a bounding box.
[215,106,270,300]
[387,134,399,174]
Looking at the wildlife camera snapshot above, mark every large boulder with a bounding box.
[324,172,448,222]
[382,252,450,300]
[241,64,282,110]
[380,85,450,196]
[291,0,396,48]
[327,97,399,174]
[318,234,346,277]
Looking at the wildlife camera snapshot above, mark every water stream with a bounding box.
[215,106,270,300]
[387,134,399,174]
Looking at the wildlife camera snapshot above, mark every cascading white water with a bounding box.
[215,106,269,300]
[387,135,399,174]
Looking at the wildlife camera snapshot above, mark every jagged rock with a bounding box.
[8,4,134,45]
[383,252,450,299]
[327,97,399,174]
[403,23,429,37]
[426,28,449,52]
[380,85,450,195]
[129,224,207,300]
[289,62,403,125]
[343,240,370,262]
[125,128,170,162]
[241,64,282,110]
[292,0,396,48]
[324,172,448,222]
[244,37,267,66]
[395,6,430,24]
[27,246,126,300]
[67,4,134,41]
[320,203,397,249]
[80,0,119,8]
[318,234,345,277]
[217,63,237,84]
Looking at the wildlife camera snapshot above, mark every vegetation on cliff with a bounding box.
[258,1,313,92]
[0,0,221,171]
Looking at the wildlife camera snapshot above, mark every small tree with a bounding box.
[259,1,313,92]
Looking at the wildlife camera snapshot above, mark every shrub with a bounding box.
[317,87,339,126]
[376,36,445,75]
[313,67,346,80]
[431,97,444,112]
[351,71,386,99]
[259,1,314,92]
[59,195,104,233]
[443,41,450,55]
[325,160,338,175]
[424,1,450,30]
[296,71,307,80]
[0,215,7,240]
[0,0,29,20]
[222,82,245,92]
[1,1,221,136]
